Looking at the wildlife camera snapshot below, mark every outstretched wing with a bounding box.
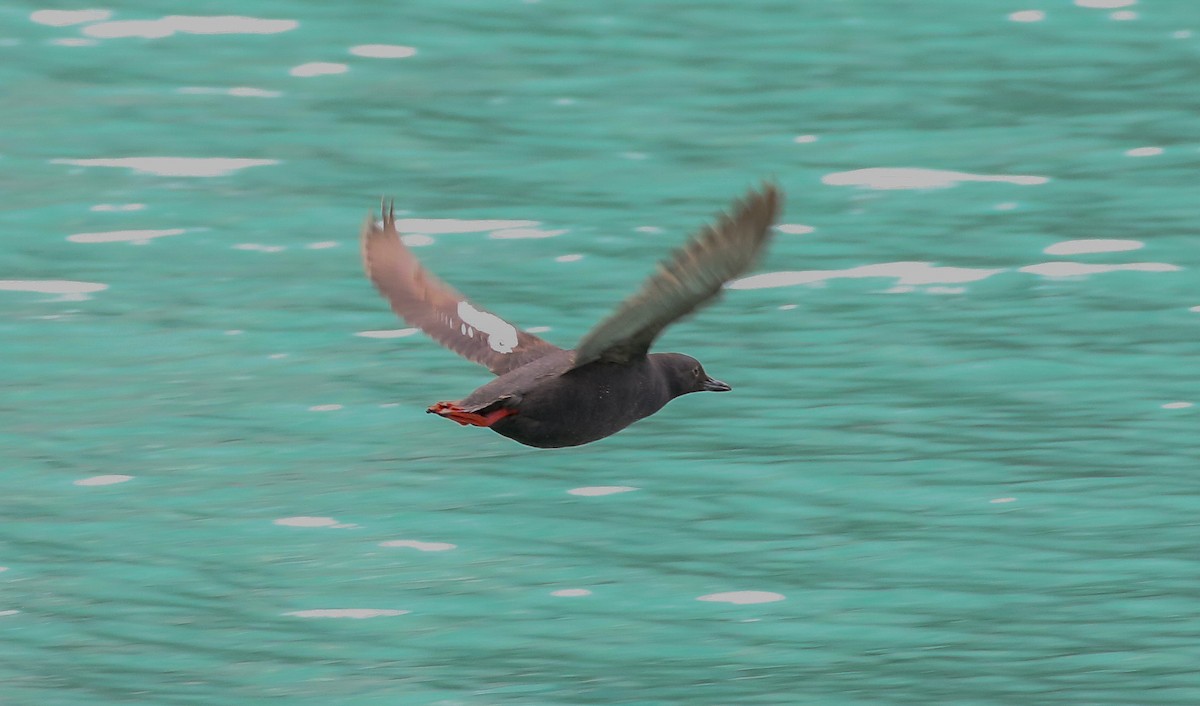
[361,200,564,376]
[571,183,781,368]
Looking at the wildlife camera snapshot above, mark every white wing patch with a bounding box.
[456,301,518,353]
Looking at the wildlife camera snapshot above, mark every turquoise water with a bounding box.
[4,1,1200,703]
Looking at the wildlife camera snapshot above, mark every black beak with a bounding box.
[702,377,732,392]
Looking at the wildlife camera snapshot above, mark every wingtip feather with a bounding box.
[570,180,784,367]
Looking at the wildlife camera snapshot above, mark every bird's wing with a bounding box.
[361,200,564,376]
[570,184,781,369]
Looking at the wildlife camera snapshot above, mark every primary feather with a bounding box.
[361,200,563,376]
[571,184,780,367]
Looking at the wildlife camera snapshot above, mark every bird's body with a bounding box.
[361,184,781,448]
[438,350,718,448]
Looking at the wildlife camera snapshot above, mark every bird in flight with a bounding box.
[361,183,781,448]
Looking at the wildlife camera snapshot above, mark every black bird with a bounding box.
[361,184,781,448]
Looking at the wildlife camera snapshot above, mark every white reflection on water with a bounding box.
[822,167,1048,190]
[274,517,357,529]
[729,262,1003,290]
[380,540,457,551]
[393,218,539,234]
[567,486,638,496]
[489,227,567,240]
[1043,239,1142,255]
[0,280,107,299]
[53,157,278,177]
[177,86,282,98]
[82,15,297,39]
[29,9,111,26]
[74,475,134,486]
[68,229,186,244]
[1009,10,1046,22]
[349,44,417,58]
[1075,0,1136,8]
[274,517,338,527]
[289,62,348,77]
[90,203,146,212]
[733,258,1181,290]
[285,609,408,618]
[233,243,285,253]
[775,224,814,235]
[401,234,434,247]
[1125,146,1162,157]
[1019,262,1179,277]
[697,591,786,605]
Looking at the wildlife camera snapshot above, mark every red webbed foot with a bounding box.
[427,402,516,427]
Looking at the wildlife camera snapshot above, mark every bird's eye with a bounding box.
[692,366,701,376]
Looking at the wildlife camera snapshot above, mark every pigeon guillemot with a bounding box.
[361,184,781,448]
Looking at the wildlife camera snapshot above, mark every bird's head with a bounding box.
[656,353,732,397]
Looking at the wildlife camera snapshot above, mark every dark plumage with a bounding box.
[361,184,781,448]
